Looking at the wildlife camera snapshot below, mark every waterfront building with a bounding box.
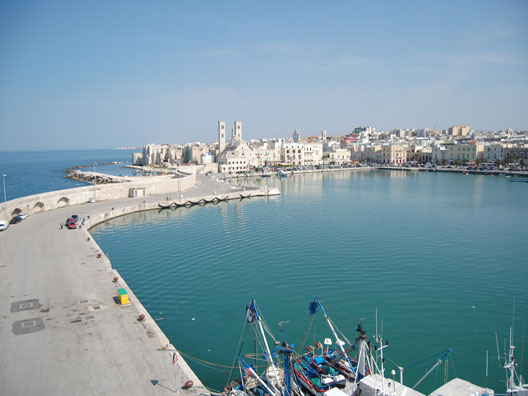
[252,139,282,167]
[480,143,504,163]
[280,140,323,166]
[432,141,478,164]
[364,143,409,165]
[327,148,351,165]
[134,144,184,166]
[503,143,528,164]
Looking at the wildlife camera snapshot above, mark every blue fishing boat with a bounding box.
[225,300,298,396]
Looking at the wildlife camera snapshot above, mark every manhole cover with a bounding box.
[11,299,41,313]
[13,317,45,335]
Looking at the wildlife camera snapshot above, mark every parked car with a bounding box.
[18,213,27,220]
[66,218,77,229]
[10,216,23,225]
[0,220,7,231]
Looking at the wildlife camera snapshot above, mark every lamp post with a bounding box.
[93,163,97,202]
[2,174,7,219]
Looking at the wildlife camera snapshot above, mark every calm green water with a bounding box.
[91,170,528,393]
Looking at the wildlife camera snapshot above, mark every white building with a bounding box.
[280,140,322,166]
[217,121,256,173]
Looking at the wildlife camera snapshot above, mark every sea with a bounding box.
[2,149,527,394]
[0,149,137,200]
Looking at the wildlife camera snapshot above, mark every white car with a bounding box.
[0,220,7,231]
[18,213,27,220]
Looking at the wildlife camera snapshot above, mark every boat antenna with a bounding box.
[375,309,379,344]
[521,323,526,379]
[496,331,501,364]
[485,349,489,389]
[513,297,516,348]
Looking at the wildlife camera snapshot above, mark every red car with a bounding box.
[66,218,76,229]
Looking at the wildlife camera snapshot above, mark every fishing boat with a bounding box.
[294,298,373,396]
[293,353,347,396]
[278,170,290,178]
[225,300,298,396]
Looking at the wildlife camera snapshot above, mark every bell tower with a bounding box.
[218,121,226,152]
[233,121,242,143]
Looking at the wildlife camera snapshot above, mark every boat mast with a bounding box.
[314,297,346,356]
[248,300,284,396]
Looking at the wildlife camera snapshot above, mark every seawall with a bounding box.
[2,173,196,220]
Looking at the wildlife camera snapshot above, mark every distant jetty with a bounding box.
[64,161,128,172]
[65,170,130,184]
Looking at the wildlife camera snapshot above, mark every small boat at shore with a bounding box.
[212,195,228,204]
[240,193,252,199]
[158,201,174,209]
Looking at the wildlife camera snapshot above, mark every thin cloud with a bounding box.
[417,51,521,66]
[256,41,296,53]
[336,55,376,67]
[194,49,235,57]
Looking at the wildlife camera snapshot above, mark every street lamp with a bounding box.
[92,163,97,202]
[2,174,7,219]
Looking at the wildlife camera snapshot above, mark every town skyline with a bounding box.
[1,1,527,151]
[132,120,528,172]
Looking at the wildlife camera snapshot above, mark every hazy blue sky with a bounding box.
[1,1,527,150]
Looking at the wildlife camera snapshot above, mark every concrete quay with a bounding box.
[379,165,528,177]
[0,175,273,396]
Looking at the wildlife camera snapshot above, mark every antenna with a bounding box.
[496,331,501,363]
[512,297,516,347]
[521,323,526,378]
[486,349,489,389]
[376,309,379,343]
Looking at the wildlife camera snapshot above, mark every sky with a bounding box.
[0,0,527,151]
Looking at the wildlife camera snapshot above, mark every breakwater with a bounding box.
[1,173,197,219]
[66,169,131,184]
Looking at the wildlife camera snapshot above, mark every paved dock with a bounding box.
[0,175,261,396]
